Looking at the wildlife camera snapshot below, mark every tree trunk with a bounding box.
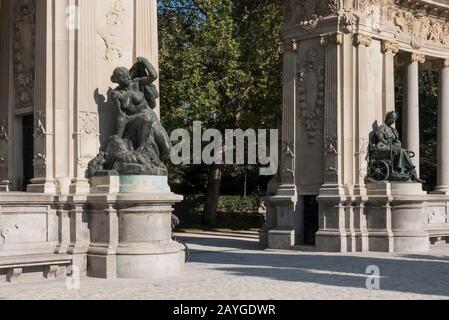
[203,164,222,227]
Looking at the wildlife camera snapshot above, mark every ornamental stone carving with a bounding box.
[297,48,325,144]
[353,33,373,47]
[443,59,449,69]
[324,135,339,183]
[320,32,344,46]
[97,0,126,60]
[381,40,399,54]
[357,0,449,49]
[282,0,342,29]
[13,0,36,108]
[411,52,426,64]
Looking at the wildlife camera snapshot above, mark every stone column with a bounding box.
[267,39,298,250]
[403,52,425,177]
[316,32,347,252]
[436,59,449,193]
[0,0,12,191]
[382,41,399,117]
[28,0,56,193]
[134,0,160,118]
[69,0,99,194]
[353,33,373,196]
[353,33,375,252]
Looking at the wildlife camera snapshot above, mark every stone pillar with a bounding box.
[28,0,56,193]
[436,59,449,194]
[353,33,375,252]
[87,178,185,279]
[69,0,99,195]
[267,39,298,250]
[316,32,347,252]
[382,41,399,118]
[0,0,12,191]
[403,53,425,177]
[353,33,373,196]
[134,0,160,118]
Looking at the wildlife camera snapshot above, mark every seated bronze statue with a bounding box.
[366,111,423,183]
[87,57,172,178]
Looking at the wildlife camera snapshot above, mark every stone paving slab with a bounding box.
[1,231,449,300]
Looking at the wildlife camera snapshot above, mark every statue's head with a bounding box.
[385,111,398,125]
[111,67,132,86]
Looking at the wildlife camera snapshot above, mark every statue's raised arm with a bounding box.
[130,57,159,110]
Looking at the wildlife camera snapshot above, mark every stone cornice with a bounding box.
[353,33,373,47]
[320,32,343,47]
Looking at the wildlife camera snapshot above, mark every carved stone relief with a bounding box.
[0,117,8,143]
[13,0,36,108]
[297,48,325,144]
[427,206,448,225]
[79,112,98,136]
[324,135,339,183]
[282,141,295,180]
[33,153,47,178]
[357,0,449,49]
[285,0,342,29]
[97,0,126,60]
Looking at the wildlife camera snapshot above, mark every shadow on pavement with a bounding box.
[177,234,449,298]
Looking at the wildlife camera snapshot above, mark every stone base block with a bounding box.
[259,229,269,249]
[87,177,184,279]
[366,182,429,253]
[116,248,185,279]
[268,229,295,250]
[87,254,117,279]
[90,174,171,194]
[315,230,348,252]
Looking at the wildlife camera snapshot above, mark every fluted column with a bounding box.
[353,33,373,196]
[0,0,12,191]
[382,41,399,117]
[404,53,425,177]
[69,0,99,194]
[436,59,449,193]
[267,39,298,249]
[28,0,56,193]
[134,0,160,118]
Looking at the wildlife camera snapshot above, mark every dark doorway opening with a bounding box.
[22,115,34,191]
[303,195,319,245]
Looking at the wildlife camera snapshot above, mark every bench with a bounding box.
[0,254,72,283]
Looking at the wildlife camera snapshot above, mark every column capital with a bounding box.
[320,32,343,47]
[279,39,298,55]
[410,52,426,64]
[441,58,449,69]
[381,40,399,55]
[353,33,372,47]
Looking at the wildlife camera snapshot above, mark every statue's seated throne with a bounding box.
[365,111,422,183]
[366,141,416,183]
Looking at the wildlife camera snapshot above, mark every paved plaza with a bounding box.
[1,230,449,300]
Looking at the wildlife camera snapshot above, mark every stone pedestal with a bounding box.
[315,192,350,253]
[366,182,429,253]
[266,185,297,250]
[87,175,184,279]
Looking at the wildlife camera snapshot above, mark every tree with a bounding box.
[158,0,283,226]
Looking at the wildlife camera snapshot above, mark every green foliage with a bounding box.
[158,0,283,133]
[419,71,438,191]
[396,70,438,191]
[216,195,260,214]
[158,0,283,202]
